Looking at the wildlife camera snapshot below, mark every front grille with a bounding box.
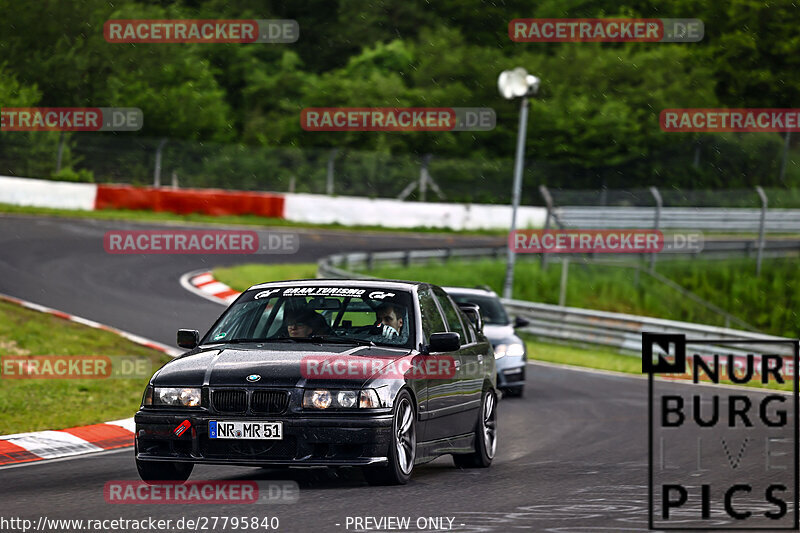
[212,389,247,413]
[210,388,290,414]
[252,390,289,414]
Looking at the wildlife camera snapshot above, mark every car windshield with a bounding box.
[449,293,510,326]
[203,285,414,348]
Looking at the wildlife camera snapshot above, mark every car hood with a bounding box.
[483,324,518,345]
[151,343,413,388]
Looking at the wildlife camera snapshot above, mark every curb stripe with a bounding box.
[61,424,135,450]
[0,441,40,466]
[182,270,242,306]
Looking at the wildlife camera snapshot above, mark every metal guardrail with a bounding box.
[502,299,794,358]
[554,206,800,233]
[320,241,800,272]
[317,249,796,357]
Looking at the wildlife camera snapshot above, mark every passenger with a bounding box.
[375,303,404,338]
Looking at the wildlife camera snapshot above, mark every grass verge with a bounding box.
[526,337,792,392]
[213,263,318,292]
[526,338,641,374]
[0,300,171,434]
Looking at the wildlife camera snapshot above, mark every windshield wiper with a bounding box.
[307,335,376,347]
[208,337,292,344]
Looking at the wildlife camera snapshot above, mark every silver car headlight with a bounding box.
[495,343,525,359]
[151,386,202,407]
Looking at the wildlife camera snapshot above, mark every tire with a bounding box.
[453,389,497,468]
[363,390,416,485]
[136,458,193,484]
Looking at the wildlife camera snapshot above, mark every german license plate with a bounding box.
[209,420,282,440]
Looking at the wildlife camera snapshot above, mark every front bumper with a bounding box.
[134,410,393,467]
[496,357,526,389]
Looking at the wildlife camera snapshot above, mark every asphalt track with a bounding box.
[0,214,795,532]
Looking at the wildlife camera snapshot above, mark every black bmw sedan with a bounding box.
[135,279,497,485]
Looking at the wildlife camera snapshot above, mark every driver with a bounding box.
[286,309,330,338]
[374,302,404,338]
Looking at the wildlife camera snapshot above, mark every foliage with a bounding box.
[0,0,798,190]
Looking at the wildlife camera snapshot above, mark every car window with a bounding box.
[432,286,466,343]
[461,315,477,344]
[417,286,446,343]
[448,292,510,326]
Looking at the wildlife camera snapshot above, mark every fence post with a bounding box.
[539,185,554,270]
[419,154,433,202]
[56,132,65,174]
[649,186,662,273]
[171,171,178,189]
[558,258,569,307]
[326,148,339,195]
[365,252,373,272]
[755,186,767,276]
[153,138,168,187]
[779,132,791,185]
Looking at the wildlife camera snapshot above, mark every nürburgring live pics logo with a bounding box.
[643,332,800,530]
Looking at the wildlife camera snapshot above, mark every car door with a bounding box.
[416,285,464,442]
[432,286,483,434]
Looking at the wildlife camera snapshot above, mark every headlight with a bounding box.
[307,389,332,409]
[337,390,357,408]
[152,387,201,407]
[494,343,525,359]
[303,389,381,409]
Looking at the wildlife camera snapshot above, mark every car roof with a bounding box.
[248,278,425,291]
[443,286,499,297]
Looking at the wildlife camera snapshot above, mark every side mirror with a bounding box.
[513,316,530,329]
[457,303,483,333]
[177,329,200,349]
[428,332,461,352]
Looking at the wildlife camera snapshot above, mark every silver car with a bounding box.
[444,287,528,397]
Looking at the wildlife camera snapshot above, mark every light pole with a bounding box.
[499,67,540,300]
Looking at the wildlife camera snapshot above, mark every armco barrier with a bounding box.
[95,184,285,218]
[555,206,800,233]
[317,250,796,358]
